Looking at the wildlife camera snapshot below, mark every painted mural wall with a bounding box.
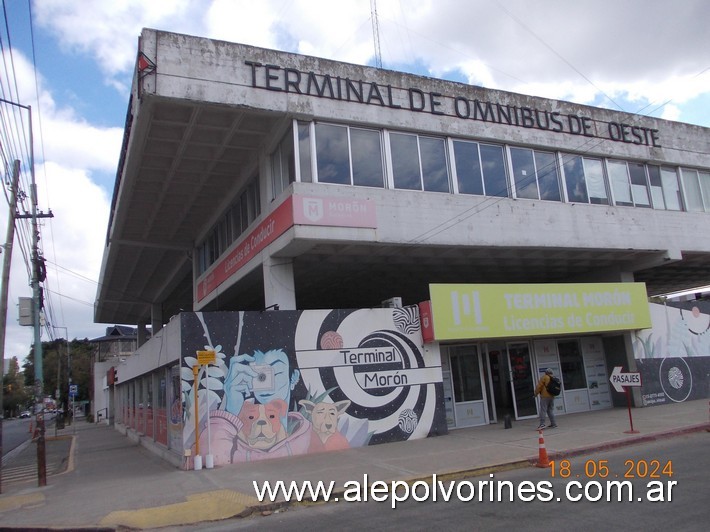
[633,302,710,406]
[180,308,446,466]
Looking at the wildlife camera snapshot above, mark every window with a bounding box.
[351,128,385,188]
[563,156,588,203]
[315,123,350,185]
[607,160,633,206]
[562,155,608,204]
[271,127,296,198]
[557,340,587,390]
[536,151,562,201]
[449,346,483,402]
[510,148,561,201]
[628,162,651,207]
[197,176,261,274]
[453,140,484,195]
[314,123,385,188]
[510,147,537,199]
[297,121,313,183]
[480,144,509,197]
[583,158,608,204]
[681,168,710,212]
[390,132,451,192]
[647,165,682,210]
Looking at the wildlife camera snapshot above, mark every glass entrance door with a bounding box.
[507,342,537,419]
[449,345,488,427]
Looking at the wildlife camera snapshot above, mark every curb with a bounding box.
[533,422,710,465]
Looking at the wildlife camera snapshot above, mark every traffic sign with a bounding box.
[69,384,78,397]
[609,366,642,393]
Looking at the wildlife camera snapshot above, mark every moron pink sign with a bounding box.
[196,194,377,302]
[293,195,377,228]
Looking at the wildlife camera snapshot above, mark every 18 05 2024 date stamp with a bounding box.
[550,459,673,479]
[549,459,676,503]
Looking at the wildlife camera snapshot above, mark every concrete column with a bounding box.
[263,256,296,310]
[151,304,163,334]
[137,322,149,347]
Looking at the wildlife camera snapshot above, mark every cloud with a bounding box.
[32,0,710,126]
[1,49,115,361]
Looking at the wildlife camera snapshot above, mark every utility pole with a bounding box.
[3,99,53,487]
[0,160,21,494]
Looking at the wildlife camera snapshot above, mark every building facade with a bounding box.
[95,29,710,467]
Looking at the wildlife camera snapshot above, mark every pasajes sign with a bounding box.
[429,282,652,340]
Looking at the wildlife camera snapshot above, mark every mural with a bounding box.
[180,308,446,466]
[633,302,710,405]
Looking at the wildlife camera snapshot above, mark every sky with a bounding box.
[1,0,709,365]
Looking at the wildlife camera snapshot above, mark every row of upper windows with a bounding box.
[199,121,709,277]
[272,120,710,214]
[196,176,260,275]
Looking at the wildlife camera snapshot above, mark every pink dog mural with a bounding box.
[299,399,351,452]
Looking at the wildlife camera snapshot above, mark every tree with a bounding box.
[3,356,30,417]
[21,338,94,411]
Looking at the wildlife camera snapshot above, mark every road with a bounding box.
[181,431,708,531]
[1,418,33,459]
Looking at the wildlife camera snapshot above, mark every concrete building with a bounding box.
[94,29,710,467]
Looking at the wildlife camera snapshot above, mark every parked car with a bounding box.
[20,410,31,418]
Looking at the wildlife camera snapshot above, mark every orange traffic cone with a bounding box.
[536,429,550,468]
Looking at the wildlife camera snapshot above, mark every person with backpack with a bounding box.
[534,368,560,430]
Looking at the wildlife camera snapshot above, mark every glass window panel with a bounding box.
[282,132,295,188]
[699,171,710,211]
[681,169,704,212]
[240,194,249,232]
[420,137,450,192]
[219,218,229,250]
[390,132,422,190]
[231,203,242,239]
[351,128,384,188]
[298,122,312,183]
[563,155,588,203]
[647,165,665,209]
[270,150,283,197]
[316,123,350,185]
[660,167,681,211]
[628,162,650,207]
[450,347,482,402]
[453,140,484,195]
[535,151,562,201]
[582,158,608,205]
[479,144,508,197]
[510,147,538,199]
[558,340,587,390]
[608,161,632,206]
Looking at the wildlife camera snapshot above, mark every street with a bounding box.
[184,431,708,531]
[1,418,34,459]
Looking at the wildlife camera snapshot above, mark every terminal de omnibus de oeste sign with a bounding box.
[429,282,652,341]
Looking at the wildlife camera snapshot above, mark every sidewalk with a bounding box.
[1,399,708,530]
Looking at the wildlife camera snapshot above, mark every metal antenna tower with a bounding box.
[370,0,382,68]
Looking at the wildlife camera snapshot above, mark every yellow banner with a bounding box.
[430,283,651,340]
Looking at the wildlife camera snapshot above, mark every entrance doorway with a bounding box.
[446,345,489,427]
[507,342,537,419]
